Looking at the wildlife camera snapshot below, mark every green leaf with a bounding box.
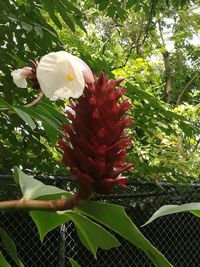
[0,227,24,267]
[126,0,135,8]
[76,201,172,267]
[13,107,36,130]
[21,22,33,32]
[38,98,67,123]
[13,167,72,200]
[20,107,63,145]
[74,18,87,33]
[34,25,43,38]
[179,121,193,137]
[98,0,109,11]
[0,99,36,130]
[65,211,120,258]
[30,210,71,242]
[13,168,119,254]
[68,258,81,267]
[57,2,75,32]
[42,122,58,145]
[42,0,62,29]
[26,106,62,129]
[18,106,63,134]
[0,251,11,267]
[61,0,83,17]
[13,167,73,241]
[144,202,200,226]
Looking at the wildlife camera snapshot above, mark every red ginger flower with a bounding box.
[59,72,133,195]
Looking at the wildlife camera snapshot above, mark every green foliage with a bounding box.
[0,0,84,174]
[125,83,200,182]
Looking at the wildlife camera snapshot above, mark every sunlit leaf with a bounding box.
[13,167,72,201]
[144,202,200,226]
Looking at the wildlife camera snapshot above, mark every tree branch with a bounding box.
[157,18,165,46]
[157,18,173,103]
[111,0,156,71]
[176,72,199,106]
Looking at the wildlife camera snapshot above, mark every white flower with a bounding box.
[36,51,93,101]
[11,67,32,88]
[11,51,94,101]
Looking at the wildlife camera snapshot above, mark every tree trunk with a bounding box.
[162,51,173,103]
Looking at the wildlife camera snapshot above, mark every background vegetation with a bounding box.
[0,0,199,183]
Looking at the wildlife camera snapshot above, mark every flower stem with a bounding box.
[0,189,91,212]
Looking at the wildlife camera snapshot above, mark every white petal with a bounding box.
[36,51,85,100]
[72,56,94,83]
[11,69,27,88]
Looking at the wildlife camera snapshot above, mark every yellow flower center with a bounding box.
[66,73,74,81]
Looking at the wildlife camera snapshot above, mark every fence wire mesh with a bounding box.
[1,176,200,267]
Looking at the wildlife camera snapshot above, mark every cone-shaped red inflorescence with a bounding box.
[59,72,133,194]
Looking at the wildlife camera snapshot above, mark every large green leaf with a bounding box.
[0,251,11,267]
[30,210,71,242]
[0,227,24,267]
[64,211,120,258]
[144,202,200,226]
[13,167,72,200]
[13,167,72,241]
[76,201,172,267]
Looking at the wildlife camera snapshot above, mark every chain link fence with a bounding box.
[1,175,200,267]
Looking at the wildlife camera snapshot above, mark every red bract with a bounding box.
[59,72,133,194]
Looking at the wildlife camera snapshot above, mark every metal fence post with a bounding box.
[59,224,66,267]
